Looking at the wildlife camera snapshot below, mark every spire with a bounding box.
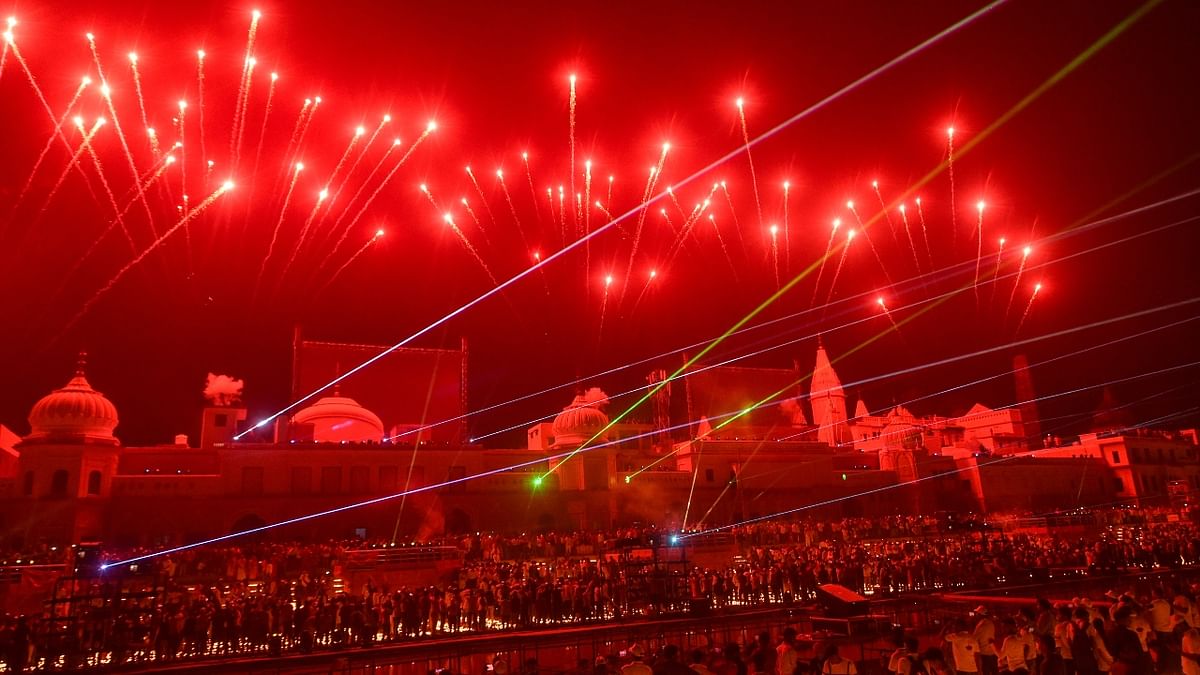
[811,342,844,398]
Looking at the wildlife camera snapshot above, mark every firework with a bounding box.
[196,50,207,165]
[57,181,233,343]
[443,213,496,285]
[1005,245,1033,320]
[974,200,986,306]
[824,228,857,307]
[89,34,155,234]
[329,137,400,232]
[871,179,899,244]
[1015,282,1043,335]
[810,218,840,308]
[598,273,613,339]
[898,203,921,272]
[709,213,738,280]
[876,295,904,336]
[127,53,150,147]
[847,200,893,287]
[14,76,90,210]
[735,98,764,228]
[989,236,1006,308]
[521,151,540,219]
[568,73,577,231]
[782,181,791,272]
[720,180,747,257]
[460,197,481,226]
[947,126,957,250]
[254,163,304,300]
[607,175,614,212]
[496,169,529,250]
[464,165,497,232]
[915,196,933,269]
[230,10,262,166]
[769,224,780,288]
[333,121,434,240]
[314,228,384,299]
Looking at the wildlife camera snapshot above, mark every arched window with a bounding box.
[87,470,102,496]
[50,470,70,498]
[22,471,34,496]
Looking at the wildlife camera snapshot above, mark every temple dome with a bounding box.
[26,357,119,446]
[551,389,610,449]
[292,388,384,443]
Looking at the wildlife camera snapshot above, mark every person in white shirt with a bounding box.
[945,622,981,675]
[778,628,800,675]
[821,645,856,675]
[974,608,998,675]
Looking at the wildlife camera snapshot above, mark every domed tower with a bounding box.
[546,389,612,492]
[17,354,121,544]
[291,386,384,443]
[809,341,849,447]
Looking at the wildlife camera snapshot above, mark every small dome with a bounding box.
[292,389,384,443]
[551,390,610,449]
[26,355,119,446]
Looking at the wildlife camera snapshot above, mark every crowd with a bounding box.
[0,509,1194,672]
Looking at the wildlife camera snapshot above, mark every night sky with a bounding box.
[0,0,1198,447]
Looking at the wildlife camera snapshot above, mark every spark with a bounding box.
[974,200,986,308]
[989,236,1006,308]
[1015,282,1043,336]
[280,98,313,180]
[248,70,279,205]
[847,200,893,287]
[460,197,481,226]
[877,294,903,335]
[14,76,90,210]
[871,179,899,244]
[496,169,529,250]
[898,203,921,271]
[607,174,615,212]
[947,126,958,251]
[521,151,540,220]
[720,181,747,257]
[915,196,933,269]
[329,137,401,233]
[254,163,304,301]
[464,165,498,234]
[1005,245,1033,320]
[75,118,141,255]
[598,273,613,340]
[769,223,780,288]
[128,52,151,149]
[824,228,857,307]
[568,73,577,232]
[314,228,386,299]
[810,218,841,308]
[443,213,497,284]
[782,180,791,272]
[335,122,434,239]
[232,57,259,167]
[88,32,155,237]
[197,50,207,165]
[58,182,232,341]
[709,213,738,280]
[736,97,764,229]
[231,10,262,166]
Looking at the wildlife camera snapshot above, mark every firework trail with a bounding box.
[1015,282,1043,335]
[824,229,857,308]
[56,182,233,343]
[545,187,557,238]
[769,224,780,288]
[598,275,613,340]
[308,125,365,225]
[607,175,614,213]
[624,156,665,304]
[915,197,933,269]
[324,116,387,214]
[231,10,262,165]
[1005,245,1032,320]
[568,74,577,232]
[314,229,384,298]
[947,127,957,251]
[38,118,108,219]
[584,159,593,234]
[876,296,904,337]
[14,76,90,210]
[443,214,497,285]
[871,180,899,244]
[50,155,177,304]
[496,170,529,250]
[720,181,748,258]
[782,181,791,272]
[196,50,206,165]
[254,163,304,300]
[146,126,161,159]
[658,208,678,236]
[76,120,142,256]
[419,183,442,212]
[989,236,1006,308]
[520,152,541,220]
[127,53,150,142]
[630,269,658,315]
[665,185,687,221]
[557,185,566,239]
[847,200,893,287]
[736,98,764,229]
[176,100,188,202]
[327,124,434,257]
[88,34,155,235]
[271,188,330,295]
[464,165,498,231]
[898,203,921,272]
[249,72,278,190]
[232,57,257,167]
[809,218,841,308]
[974,200,985,308]
[284,96,322,184]
[460,197,481,227]
[279,98,313,182]
[329,137,399,231]
[709,213,738,280]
